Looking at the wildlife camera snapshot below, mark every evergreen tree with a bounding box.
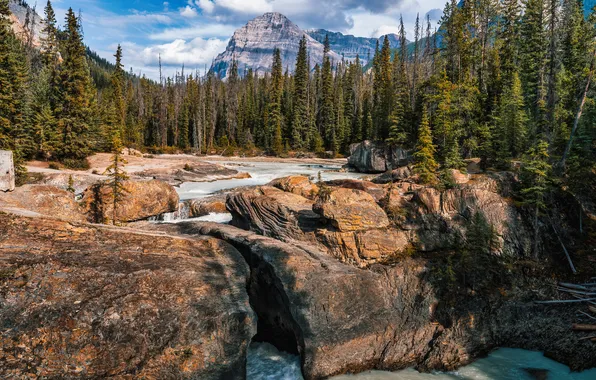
[267,48,284,155]
[520,140,552,255]
[56,8,95,162]
[499,71,528,158]
[413,106,438,184]
[320,35,336,151]
[292,35,309,150]
[103,136,129,225]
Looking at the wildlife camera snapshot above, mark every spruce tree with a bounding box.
[499,71,528,158]
[267,48,284,155]
[56,8,95,162]
[103,136,129,225]
[413,106,438,184]
[520,140,552,255]
[292,35,309,150]
[320,35,336,151]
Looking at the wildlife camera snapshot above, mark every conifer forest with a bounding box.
[1,0,595,205]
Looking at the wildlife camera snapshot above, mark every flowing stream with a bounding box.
[171,159,595,380]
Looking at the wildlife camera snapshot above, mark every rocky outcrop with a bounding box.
[269,175,319,200]
[81,180,179,223]
[313,188,389,232]
[347,141,410,173]
[325,179,387,202]
[372,166,413,184]
[136,162,250,186]
[0,213,256,379]
[0,185,86,223]
[227,186,318,241]
[177,221,596,379]
[38,172,104,194]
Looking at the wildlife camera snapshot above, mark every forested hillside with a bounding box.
[1,0,595,205]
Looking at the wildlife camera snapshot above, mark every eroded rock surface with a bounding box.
[173,221,595,379]
[0,184,86,223]
[0,213,256,379]
[269,175,319,200]
[81,180,179,223]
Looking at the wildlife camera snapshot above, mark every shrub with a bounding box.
[48,162,61,170]
[62,158,90,170]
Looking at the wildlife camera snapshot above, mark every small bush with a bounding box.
[48,162,61,170]
[184,163,192,171]
[91,169,99,175]
[62,158,90,170]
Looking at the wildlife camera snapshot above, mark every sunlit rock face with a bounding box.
[211,12,341,79]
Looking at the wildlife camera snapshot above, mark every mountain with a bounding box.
[306,29,403,66]
[8,0,46,47]
[211,12,341,78]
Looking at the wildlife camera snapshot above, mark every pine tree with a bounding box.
[56,8,95,162]
[103,136,129,225]
[292,35,309,150]
[520,140,552,256]
[320,35,336,151]
[499,71,528,158]
[267,48,284,155]
[413,106,438,184]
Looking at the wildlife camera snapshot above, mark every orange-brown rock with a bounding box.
[81,180,179,223]
[316,228,411,266]
[268,176,319,199]
[0,213,256,379]
[0,185,86,223]
[325,179,387,202]
[314,188,389,232]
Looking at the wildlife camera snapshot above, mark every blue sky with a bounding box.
[50,0,447,79]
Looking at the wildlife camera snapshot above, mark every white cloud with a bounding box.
[196,0,215,14]
[216,0,272,14]
[149,23,237,40]
[180,5,199,18]
[121,38,229,67]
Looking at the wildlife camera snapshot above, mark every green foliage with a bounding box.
[67,175,75,193]
[103,137,129,225]
[413,107,438,184]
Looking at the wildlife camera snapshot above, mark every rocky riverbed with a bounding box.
[1,151,595,379]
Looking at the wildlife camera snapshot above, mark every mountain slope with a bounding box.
[211,12,341,78]
[306,29,403,66]
[8,0,46,47]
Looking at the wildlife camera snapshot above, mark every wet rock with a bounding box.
[268,176,319,200]
[347,140,410,173]
[314,188,390,232]
[188,194,228,217]
[136,162,250,186]
[0,184,86,223]
[0,213,256,379]
[81,180,179,223]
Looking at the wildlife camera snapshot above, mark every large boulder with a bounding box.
[268,176,319,200]
[227,186,318,241]
[324,179,387,202]
[0,184,87,223]
[347,141,409,173]
[81,180,179,223]
[0,213,256,379]
[185,222,595,379]
[313,188,390,232]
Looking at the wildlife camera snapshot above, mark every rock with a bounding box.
[188,194,228,217]
[136,162,250,186]
[37,172,104,194]
[0,184,86,223]
[227,186,318,241]
[182,222,596,379]
[212,13,341,78]
[316,228,411,266]
[0,213,256,379]
[314,188,389,232]
[450,169,470,184]
[269,176,319,200]
[325,179,387,202]
[81,180,179,223]
[347,141,409,173]
[121,147,143,157]
[373,166,413,184]
[0,150,15,192]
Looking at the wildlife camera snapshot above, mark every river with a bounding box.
[172,159,596,380]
